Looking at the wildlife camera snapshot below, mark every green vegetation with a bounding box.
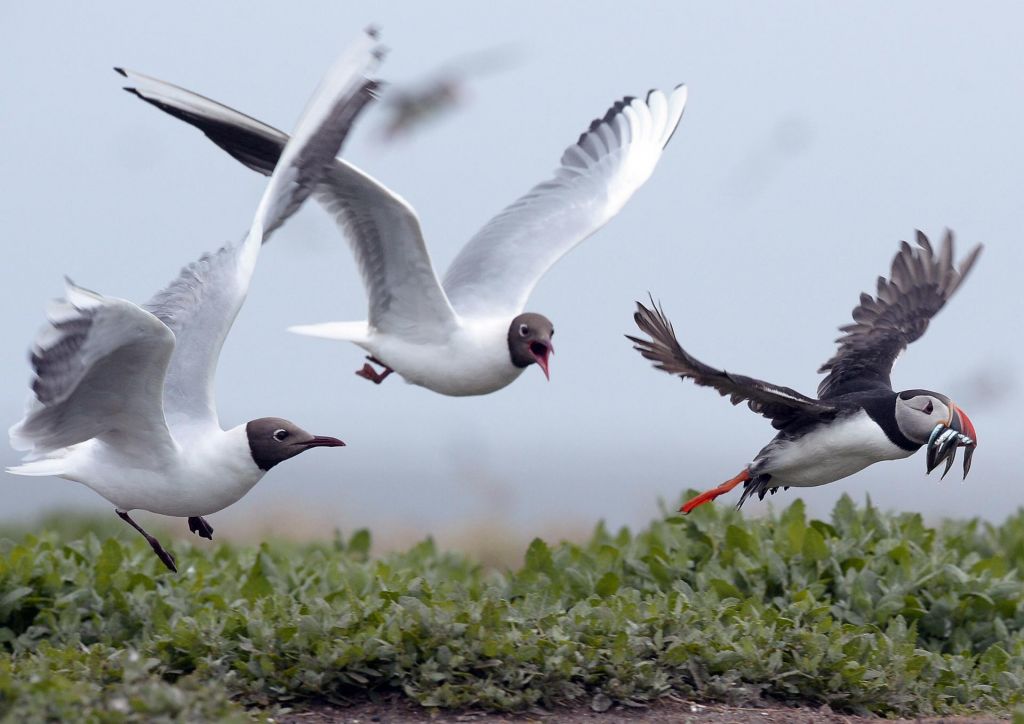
[1,496,1023,721]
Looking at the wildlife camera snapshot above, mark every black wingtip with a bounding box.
[113,66,127,77]
[122,87,144,99]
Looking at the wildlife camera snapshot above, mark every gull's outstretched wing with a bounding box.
[126,29,384,435]
[629,298,838,431]
[816,231,983,399]
[120,64,457,344]
[10,280,176,457]
[442,86,688,319]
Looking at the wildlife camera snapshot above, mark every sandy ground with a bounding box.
[276,695,1010,723]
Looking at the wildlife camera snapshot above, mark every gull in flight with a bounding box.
[7,30,385,571]
[121,72,688,396]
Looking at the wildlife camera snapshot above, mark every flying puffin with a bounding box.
[628,230,981,513]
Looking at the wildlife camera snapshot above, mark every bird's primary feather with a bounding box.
[816,230,982,398]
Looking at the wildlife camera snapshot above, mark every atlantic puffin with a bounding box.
[628,231,981,513]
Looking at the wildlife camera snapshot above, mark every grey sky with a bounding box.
[2,2,1021,543]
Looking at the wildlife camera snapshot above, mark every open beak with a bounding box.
[530,341,553,380]
[305,435,346,448]
[925,403,977,480]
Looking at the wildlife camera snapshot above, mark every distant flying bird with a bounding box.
[375,46,519,142]
[629,231,981,513]
[6,30,385,571]
[123,75,688,396]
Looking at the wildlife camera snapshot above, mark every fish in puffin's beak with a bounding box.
[925,403,977,479]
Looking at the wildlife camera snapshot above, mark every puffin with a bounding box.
[628,231,981,513]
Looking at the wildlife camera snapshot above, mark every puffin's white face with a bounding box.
[895,391,952,444]
[894,388,978,480]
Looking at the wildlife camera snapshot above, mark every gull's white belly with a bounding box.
[365,319,526,396]
[61,427,265,516]
[757,412,915,487]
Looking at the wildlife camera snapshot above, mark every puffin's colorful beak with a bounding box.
[530,341,552,380]
[925,403,977,480]
[306,435,346,448]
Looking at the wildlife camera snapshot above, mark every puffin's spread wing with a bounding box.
[442,86,688,319]
[130,30,384,436]
[9,280,176,457]
[628,299,837,430]
[816,231,983,399]
[121,65,457,343]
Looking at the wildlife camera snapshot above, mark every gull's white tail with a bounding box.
[288,321,370,343]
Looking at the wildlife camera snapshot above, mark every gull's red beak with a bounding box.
[306,435,346,448]
[530,341,552,380]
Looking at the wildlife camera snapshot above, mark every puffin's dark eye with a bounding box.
[923,401,933,415]
[519,324,529,337]
[273,429,289,441]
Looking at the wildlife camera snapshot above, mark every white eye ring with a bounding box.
[273,429,289,441]
[519,324,529,337]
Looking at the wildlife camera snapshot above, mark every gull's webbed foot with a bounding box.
[188,516,214,540]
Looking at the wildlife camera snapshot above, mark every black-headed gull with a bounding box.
[120,72,688,396]
[7,30,384,572]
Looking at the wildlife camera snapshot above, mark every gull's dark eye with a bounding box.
[273,429,289,441]
[519,324,529,337]
[924,401,934,415]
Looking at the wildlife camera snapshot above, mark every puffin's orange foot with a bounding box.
[680,469,751,514]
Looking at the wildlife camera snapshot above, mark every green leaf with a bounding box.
[524,538,553,573]
[0,586,33,610]
[595,572,620,597]
[802,527,828,562]
[240,550,274,601]
[709,578,742,600]
[725,524,756,556]
[348,529,372,559]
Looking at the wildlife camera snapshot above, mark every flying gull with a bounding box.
[120,73,688,396]
[7,29,385,571]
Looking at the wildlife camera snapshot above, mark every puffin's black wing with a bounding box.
[628,298,838,430]
[816,231,982,399]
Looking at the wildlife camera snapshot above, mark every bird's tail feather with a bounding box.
[287,321,370,343]
[6,456,67,477]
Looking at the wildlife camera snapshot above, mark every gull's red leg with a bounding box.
[355,356,394,384]
[680,469,751,514]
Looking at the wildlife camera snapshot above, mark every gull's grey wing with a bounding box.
[122,30,384,435]
[442,86,688,319]
[10,280,177,457]
[310,160,458,340]
[121,68,458,343]
[629,298,838,431]
[816,231,983,399]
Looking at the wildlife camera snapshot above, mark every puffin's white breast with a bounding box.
[756,411,915,487]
